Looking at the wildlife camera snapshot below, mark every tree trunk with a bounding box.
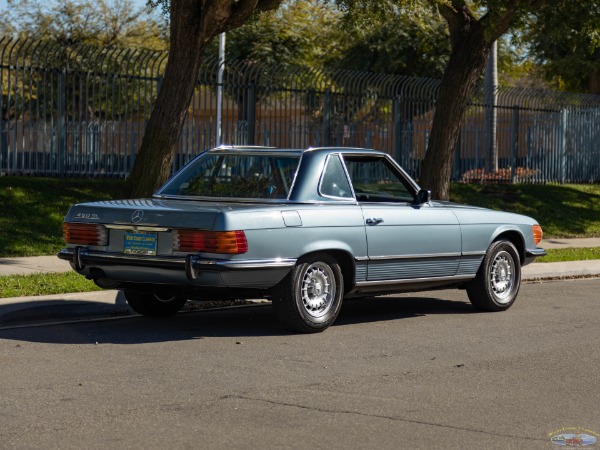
[419,1,537,200]
[125,0,282,198]
[420,24,491,200]
[125,0,204,198]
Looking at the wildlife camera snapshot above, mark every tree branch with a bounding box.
[481,0,548,44]
[438,1,477,48]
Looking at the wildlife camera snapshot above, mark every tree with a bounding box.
[0,0,167,126]
[334,8,450,78]
[338,0,551,200]
[124,0,283,198]
[0,0,167,49]
[526,2,600,94]
[205,0,344,68]
[215,0,452,78]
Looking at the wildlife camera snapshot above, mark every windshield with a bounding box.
[158,153,301,200]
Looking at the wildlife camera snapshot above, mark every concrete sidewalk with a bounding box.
[0,255,72,276]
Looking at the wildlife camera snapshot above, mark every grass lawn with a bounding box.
[450,183,600,238]
[0,177,124,257]
[0,177,599,258]
[0,272,102,298]
[536,247,600,263]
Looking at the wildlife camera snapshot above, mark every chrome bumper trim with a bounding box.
[461,251,486,257]
[526,248,547,257]
[193,258,296,269]
[58,248,296,273]
[368,252,462,261]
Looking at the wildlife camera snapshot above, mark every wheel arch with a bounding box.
[492,229,526,264]
[297,249,355,294]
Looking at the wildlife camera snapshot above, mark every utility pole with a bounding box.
[484,40,498,173]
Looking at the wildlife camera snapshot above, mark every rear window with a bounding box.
[158,153,300,199]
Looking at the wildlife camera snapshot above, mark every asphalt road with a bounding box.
[1,279,600,449]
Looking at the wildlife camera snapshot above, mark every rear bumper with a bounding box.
[58,247,296,288]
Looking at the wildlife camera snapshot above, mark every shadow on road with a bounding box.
[0,295,474,345]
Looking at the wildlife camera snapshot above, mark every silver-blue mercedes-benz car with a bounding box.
[59,146,546,333]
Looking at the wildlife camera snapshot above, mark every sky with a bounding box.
[0,0,150,12]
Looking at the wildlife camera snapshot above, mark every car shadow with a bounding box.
[0,296,474,345]
[336,296,474,327]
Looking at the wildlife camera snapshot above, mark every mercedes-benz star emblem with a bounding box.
[131,210,144,223]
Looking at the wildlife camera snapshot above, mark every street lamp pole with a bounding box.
[216,32,226,146]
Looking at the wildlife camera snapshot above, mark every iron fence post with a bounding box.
[453,131,461,180]
[511,106,519,183]
[393,97,402,163]
[247,83,256,145]
[57,68,67,177]
[322,89,331,146]
[560,108,568,184]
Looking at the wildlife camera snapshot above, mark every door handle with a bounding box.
[366,218,384,225]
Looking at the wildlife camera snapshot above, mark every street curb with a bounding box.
[522,259,600,281]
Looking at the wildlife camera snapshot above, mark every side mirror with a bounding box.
[414,189,431,205]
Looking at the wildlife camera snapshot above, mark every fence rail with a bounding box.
[1,37,600,183]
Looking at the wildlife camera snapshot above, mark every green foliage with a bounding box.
[449,183,600,238]
[0,177,124,257]
[206,0,452,79]
[0,0,168,49]
[526,1,600,93]
[0,271,102,298]
[334,9,450,78]
[205,0,344,68]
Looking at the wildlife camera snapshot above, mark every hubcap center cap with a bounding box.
[308,279,323,297]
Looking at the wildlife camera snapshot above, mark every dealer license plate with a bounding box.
[124,231,157,255]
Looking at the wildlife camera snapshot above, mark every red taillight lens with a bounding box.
[63,223,108,246]
[533,224,543,245]
[173,230,248,254]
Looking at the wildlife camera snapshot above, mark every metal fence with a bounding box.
[2,37,600,183]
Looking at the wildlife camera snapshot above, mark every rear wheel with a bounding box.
[467,240,521,312]
[272,253,344,333]
[124,290,188,317]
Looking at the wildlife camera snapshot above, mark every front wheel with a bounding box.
[467,240,521,312]
[124,290,188,317]
[272,253,344,333]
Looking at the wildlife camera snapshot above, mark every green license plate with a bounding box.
[124,231,157,255]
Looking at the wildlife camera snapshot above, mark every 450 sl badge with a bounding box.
[74,212,99,220]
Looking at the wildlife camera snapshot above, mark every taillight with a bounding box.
[63,223,108,246]
[173,230,248,254]
[532,224,543,245]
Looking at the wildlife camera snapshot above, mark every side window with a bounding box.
[320,155,353,199]
[343,156,415,202]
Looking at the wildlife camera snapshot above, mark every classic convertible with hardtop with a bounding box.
[59,146,546,332]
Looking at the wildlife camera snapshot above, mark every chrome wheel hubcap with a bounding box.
[301,262,336,318]
[490,251,515,303]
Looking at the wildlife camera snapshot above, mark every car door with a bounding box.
[342,155,462,282]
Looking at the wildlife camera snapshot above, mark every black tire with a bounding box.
[272,253,344,333]
[467,240,521,312]
[124,290,188,317]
